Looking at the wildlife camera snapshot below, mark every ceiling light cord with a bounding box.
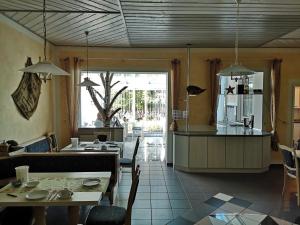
[234,1,240,65]
[85,31,89,78]
[43,0,47,61]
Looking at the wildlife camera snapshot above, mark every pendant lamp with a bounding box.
[217,0,255,77]
[19,0,70,82]
[78,31,99,87]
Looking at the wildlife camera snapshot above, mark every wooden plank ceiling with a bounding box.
[1,0,300,47]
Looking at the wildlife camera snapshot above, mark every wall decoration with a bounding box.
[226,85,235,94]
[12,57,42,120]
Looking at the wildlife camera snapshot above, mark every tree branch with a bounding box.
[108,107,122,120]
[94,89,104,101]
[107,86,128,113]
[111,81,120,88]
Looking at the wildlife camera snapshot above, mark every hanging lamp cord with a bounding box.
[43,0,47,61]
[85,31,89,78]
[234,1,240,65]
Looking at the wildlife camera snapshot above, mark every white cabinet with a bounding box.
[173,133,271,172]
[262,136,271,168]
[174,135,189,168]
[189,137,207,168]
[207,137,226,168]
[226,137,244,168]
[244,137,262,168]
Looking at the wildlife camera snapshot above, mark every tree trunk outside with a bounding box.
[104,119,111,127]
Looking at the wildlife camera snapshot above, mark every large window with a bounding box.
[79,71,167,134]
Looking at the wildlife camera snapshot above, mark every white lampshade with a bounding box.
[217,64,255,77]
[19,60,70,76]
[79,77,99,87]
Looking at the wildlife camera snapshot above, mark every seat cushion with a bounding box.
[25,138,50,152]
[120,158,132,166]
[86,206,126,225]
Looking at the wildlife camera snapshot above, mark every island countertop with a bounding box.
[174,126,271,137]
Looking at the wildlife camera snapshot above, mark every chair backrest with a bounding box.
[278,144,295,170]
[292,147,300,178]
[125,165,140,225]
[131,137,140,180]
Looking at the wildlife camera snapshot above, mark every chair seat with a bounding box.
[120,158,132,166]
[86,206,126,225]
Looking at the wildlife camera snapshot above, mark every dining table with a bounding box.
[61,141,123,157]
[0,171,111,225]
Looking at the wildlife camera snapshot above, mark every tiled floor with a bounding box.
[47,136,300,225]
[116,161,191,225]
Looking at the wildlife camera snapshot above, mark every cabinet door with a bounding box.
[207,137,225,168]
[226,137,244,168]
[174,135,189,167]
[262,136,271,168]
[244,137,262,168]
[189,137,207,168]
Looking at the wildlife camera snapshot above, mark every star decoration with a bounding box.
[226,85,235,94]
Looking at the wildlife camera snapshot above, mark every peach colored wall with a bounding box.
[55,46,300,153]
[0,20,53,144]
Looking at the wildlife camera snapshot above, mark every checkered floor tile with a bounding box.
[167,193,295,225]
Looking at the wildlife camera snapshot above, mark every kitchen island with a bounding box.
[173,126,271,173]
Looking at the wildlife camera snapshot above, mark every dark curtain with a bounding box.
[208,58,222,126]
[270,59,282,151]
[169,59,180,131]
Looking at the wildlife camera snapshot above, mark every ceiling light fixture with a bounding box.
[78,31,99,87]
[19,0,70,82]
[217,0,255,78]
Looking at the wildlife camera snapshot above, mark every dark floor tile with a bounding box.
[229,197,252,208]
[172,209,190,218]
[204,197,226,208]
[188,193,206,200]
[170,199,191,209]
[166,216,194,225]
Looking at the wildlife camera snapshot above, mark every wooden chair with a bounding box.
[278,144,300,206]
[86,166,141,225]
[120,136,140,180]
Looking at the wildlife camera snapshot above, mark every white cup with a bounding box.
[15,165,29,183]
[71,138,79,147]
